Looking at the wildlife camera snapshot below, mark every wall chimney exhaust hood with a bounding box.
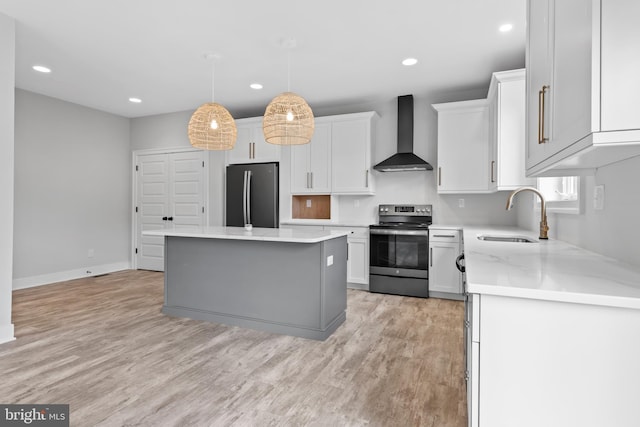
[374,95,433,172]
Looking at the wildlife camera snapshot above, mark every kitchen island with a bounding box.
[143,226,349,340]
[463,226,640,427]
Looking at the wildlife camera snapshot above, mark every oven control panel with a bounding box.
[378,204,432,216]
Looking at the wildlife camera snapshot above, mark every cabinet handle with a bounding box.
[311,172,314,189]
[538,85,549,144]
[430,247,433,267]
[365,169,369,188]
[491,160,495,183]
[433,234,455,238]
[438,167,442,186]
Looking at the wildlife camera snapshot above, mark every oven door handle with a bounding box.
[369,229,429,237]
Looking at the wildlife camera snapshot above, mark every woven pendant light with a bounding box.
[262,39,314,145]
[263,92,314,145]
[188,55,237,150]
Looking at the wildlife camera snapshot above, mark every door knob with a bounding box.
[162,216,168,221]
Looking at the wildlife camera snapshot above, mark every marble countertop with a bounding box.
[143,226,349,243]
[464,226,640,309]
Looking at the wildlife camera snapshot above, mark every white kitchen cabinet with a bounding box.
[290,121,331,194]
[470,293,640,427]
[432,100,491,194]
[227,117,280,165]
[330,112,378,195]
[324,226,369,289]
[487,69,534,190]
[526,0,640,176]
[428,227,463,299]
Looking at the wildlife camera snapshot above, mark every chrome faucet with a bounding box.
[506,186,549,239]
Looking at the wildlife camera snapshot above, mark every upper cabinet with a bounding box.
[488,69,534,191]
[433,100,491,194]
[227,117,280,165]
[330,112,378,195]
[290,120,332,194]
[526,0,640,176]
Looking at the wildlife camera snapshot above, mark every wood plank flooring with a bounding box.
[1,270,467,426]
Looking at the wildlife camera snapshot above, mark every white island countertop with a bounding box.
[464,226,640,309]
[143,226,349,244]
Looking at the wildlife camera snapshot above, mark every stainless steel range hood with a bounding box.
[374,95,433,172]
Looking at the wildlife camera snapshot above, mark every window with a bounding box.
[536,176,581,214]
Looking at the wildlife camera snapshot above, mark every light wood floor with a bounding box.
[1,270,467,426]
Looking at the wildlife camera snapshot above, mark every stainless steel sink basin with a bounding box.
[476,234,538,243]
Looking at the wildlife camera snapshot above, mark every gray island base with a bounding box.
[160,232,348,340]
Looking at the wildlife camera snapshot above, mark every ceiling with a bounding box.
[0,0,526,119]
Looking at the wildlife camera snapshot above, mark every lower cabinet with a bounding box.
[468,293,640,427]
[428,227,463,299]
[281,224,369,289]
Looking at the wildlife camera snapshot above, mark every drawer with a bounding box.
[324,226,369,239]
[430,228,461,243]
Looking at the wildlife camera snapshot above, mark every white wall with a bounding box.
[0,13,15,343]
[13,90,132,288]
[553,157,640,268]
[130,112,226,226]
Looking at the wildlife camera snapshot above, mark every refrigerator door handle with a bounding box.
[242,170,248,225]
[246,170,252,225]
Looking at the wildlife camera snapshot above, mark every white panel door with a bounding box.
[137,154,169,271]
[169,151,205,231]
[136,150,205,271]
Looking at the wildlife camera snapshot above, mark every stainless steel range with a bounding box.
[369,204,432,298]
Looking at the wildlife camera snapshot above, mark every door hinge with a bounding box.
[202,161,205,167]
[135,248,138,254]
[135,206,138,213]
[202,206,205,213]
[136,165,139,172]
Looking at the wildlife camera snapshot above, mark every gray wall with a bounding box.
[0,13,15,342]
[13,90,131,283]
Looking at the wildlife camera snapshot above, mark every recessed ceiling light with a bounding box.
[402,58,418,66]
[32,65,51,73]
[129,97,142,103]
[499,23,513,32]
[250,83,263,90]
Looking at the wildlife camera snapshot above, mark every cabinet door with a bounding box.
[331,119,372,194]
[227,119,280,164]
[347,236,368,285]
[525,0,553,169]
[252,125,280,163]
[435,102,490,194]
[496,77,533,189]
[227,124,253,164]
[290,144,311,193]
[552,0,594,150]
[290,122,331,194]
[308,123,331,193]
[429,242,461,293]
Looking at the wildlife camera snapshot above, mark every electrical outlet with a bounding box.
[458,198,465,208]
[327,255,334,266]
[306,199,312,208]
[88,249,94,258]
[594,185,605,210]
[354,199,360,208]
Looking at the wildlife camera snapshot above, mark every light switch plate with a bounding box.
[594,185,605,210]
[327,255,333,266]
[458,198,465,208]
[306,199,312,208]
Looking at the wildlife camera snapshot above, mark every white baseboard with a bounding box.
[0,323,15,344]
[12,261,132,290]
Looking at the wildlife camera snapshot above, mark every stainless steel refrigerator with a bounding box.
[226,162,279,228]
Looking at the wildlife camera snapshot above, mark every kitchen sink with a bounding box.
[476,234,538,243]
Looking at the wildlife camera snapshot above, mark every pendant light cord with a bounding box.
[287,49,291,92]
[211,61,215,103]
